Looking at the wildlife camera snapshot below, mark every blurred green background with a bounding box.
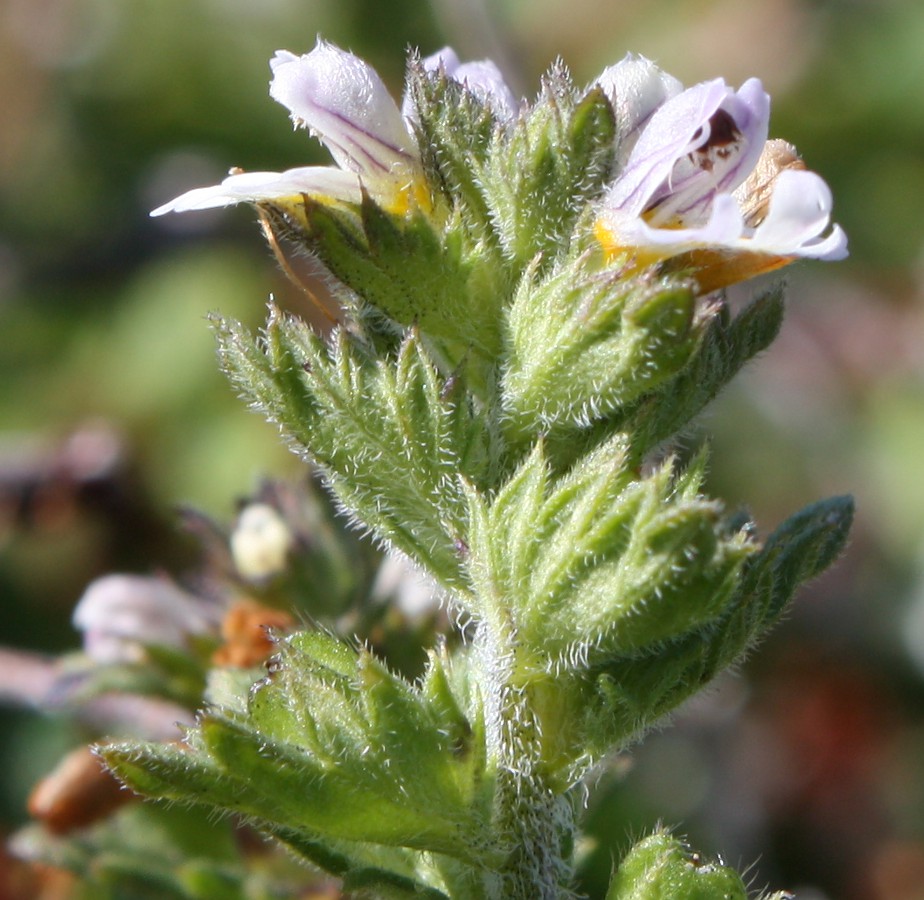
[1,0,923,898]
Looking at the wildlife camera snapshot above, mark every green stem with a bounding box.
[476,610,574,899]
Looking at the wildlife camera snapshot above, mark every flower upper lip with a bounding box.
[604,76,770,224]
[151,40,518,219]
[595,62,846,287]
[268,43,419,182]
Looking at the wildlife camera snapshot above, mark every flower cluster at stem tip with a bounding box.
[153,38,846,294]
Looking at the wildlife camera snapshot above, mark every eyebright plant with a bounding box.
[102,39,851,899]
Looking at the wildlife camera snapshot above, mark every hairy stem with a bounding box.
[476,609,574,899]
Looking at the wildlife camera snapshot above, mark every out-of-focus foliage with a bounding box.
[1,1,922,899]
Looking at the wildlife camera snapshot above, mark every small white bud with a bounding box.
[230,503,295,581]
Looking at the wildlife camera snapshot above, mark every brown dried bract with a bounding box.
[28,745,133,834]
[212,599,296,668]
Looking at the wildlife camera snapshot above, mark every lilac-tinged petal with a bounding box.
[652,193,746,248]
[751,169,848,259]
[449,59,519,119]
[714,77,770,194]
[269,41,418,181]
[596,62,843,289]
[644,80,768,222]
[404,46,518,120]
[604,78,731,217]
[73,575,216,664]
[419,46,461,74]
[596,54,682,161]
[151,166,363,216]
[604,77,770,225]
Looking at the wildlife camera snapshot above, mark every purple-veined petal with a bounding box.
[605,77,769,223]
[269,40,418,183]
[750,169,848,259]
[151,166,363,216]
[604,78,731,217]
[595,54,682,163]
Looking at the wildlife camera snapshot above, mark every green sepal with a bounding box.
[103,717,483,866]
[575,494,854,758]
[626,286,785,456]
[466,438,755,671]
[405,53,504,243]
[298,194,510,366]
[480,65,615,272]
[101,631,495,871]
[422,642,487,781]
[249,633,491,835]
[503,259,699,446]
[606,829,748,900]
[536,286,785,472]
[214,310,487,592]
[202,713,473,856]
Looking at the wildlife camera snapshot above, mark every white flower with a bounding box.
[269,43,420,189]
[72,574,215,664]
[151,40,515,221]
[371,551,441,620]
[152,40,426,219]
[150,166,365,215]
[595,64,846,292]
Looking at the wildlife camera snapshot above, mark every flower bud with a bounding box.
[606,829,749,899]
[230,502,295,581]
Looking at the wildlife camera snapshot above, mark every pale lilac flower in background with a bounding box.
[0,646,194,738]
[0,647,193,737]
[606,76,770,226]
[595,64,847,292]
[372,551,442,620]
[404,47,519,121]
[72,574,216,664]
